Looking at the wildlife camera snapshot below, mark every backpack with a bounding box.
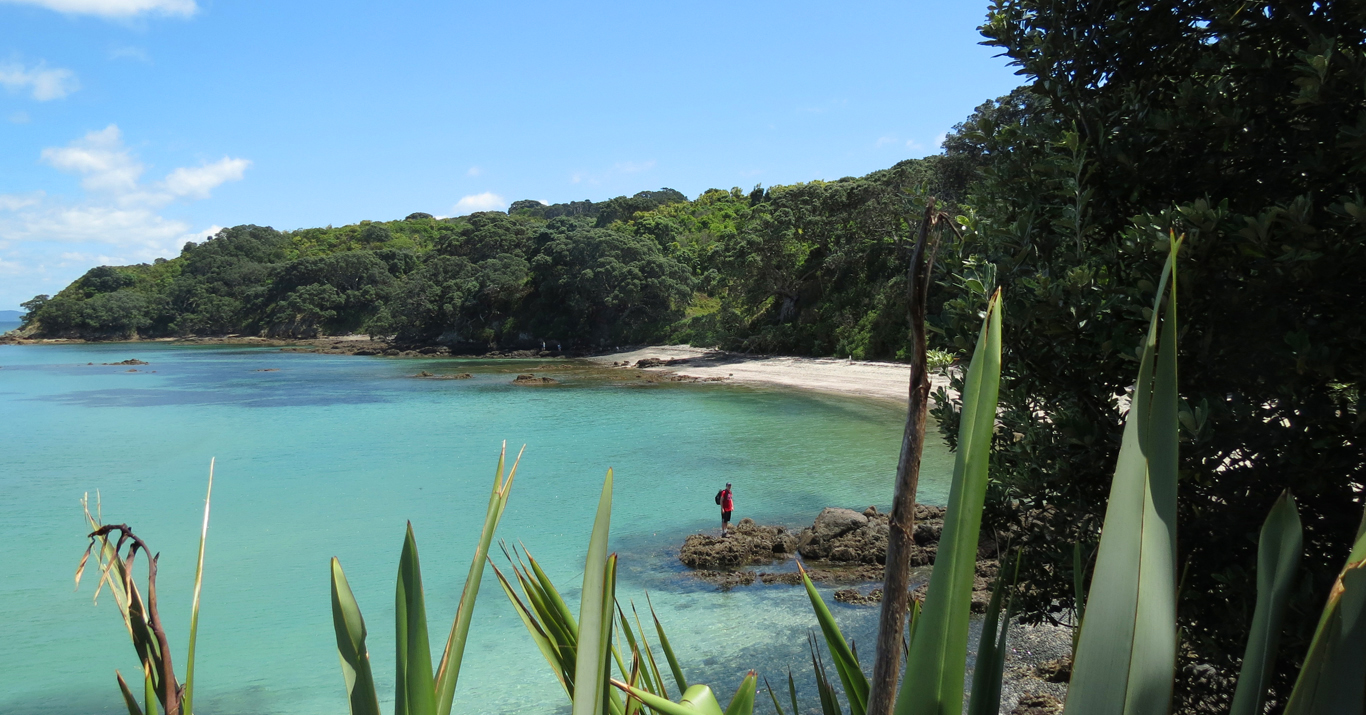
[714,489,725,505]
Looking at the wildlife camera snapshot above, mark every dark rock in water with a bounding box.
[834,587,884,605]
[797,507,889,564]
[412,371,474,380]
[253,368,280,372]
[691,570,758,589]
[1010,694,1063,715]
[104,359,148,365]
[679,518,797,569]
[679,501,998,609]
[512,373,557,385]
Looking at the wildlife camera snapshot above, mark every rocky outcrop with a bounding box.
[412,371,473,379]
[794,504,945,567]
[512,373,557,385]
[834,587,883,605]
[679,503,1001,609]
[104,359,148,365]
[679,518,797,569]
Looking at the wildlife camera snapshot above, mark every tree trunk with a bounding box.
[867,199,939,715]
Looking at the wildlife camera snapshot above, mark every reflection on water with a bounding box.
[0,342,954,714]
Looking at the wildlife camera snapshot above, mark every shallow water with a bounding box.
[0,343,954,714]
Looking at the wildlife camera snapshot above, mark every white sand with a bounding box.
[589,345,954,404]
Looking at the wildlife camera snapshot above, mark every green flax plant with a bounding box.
[327,444,520,715]
[782,285,1003,715]
[1280,505,1366,715]
[494,467,761,715]
[75,459,216,715]
[889,289,1002,715]
[1063,235,1183,714]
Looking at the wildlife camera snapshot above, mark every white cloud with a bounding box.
[9,111,30,123]
[452,192,506,214]
[876,136,897,147]
[934,132,947,148]
[0,125,247,308]
[109,46,152,63]
[905,138,924,150]
[164,157,251,199]
[0,0,197,17]
[0,192,44,211]
[39,125,248,205]
[0,61,80,101]
[466,166,482,177]
[41,125,144,194]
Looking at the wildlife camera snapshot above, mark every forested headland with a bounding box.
[15,0,1366,708]
[15,158,969,359]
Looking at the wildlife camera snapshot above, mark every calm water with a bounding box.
[0,343,954,715]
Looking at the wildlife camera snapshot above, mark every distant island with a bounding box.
[11,157,964,360]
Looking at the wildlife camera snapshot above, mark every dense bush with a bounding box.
[930,1,1366,707]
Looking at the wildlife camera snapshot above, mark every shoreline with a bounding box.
[588,345,952,404]
[2,335,954,405]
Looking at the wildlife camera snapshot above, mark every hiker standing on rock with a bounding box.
[715,483,734,534]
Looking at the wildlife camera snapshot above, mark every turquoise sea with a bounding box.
[0,342,955,715]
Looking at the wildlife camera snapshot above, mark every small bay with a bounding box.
[0,342,953,714]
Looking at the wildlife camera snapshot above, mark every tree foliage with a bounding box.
[929,2,1366,708]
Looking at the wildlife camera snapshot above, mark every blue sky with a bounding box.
[0,0,1020,310]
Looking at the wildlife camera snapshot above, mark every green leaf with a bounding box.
[330,558,381,715]
[183,459,214,715]
[115,670,144,715]
[648,592,688,694]
[489,559,571,694]
[896,290,1002,715]
[395,523,437,715]
[143,667,158,715]
[723,671,757,715]
[967,551,1019,715]
[1230,491,1303,715]
[1064,237,1182,715]
[763,677,786,715]
[799,564,867,715]
[1283,506,1366,715]
[434,444,520,715]
[572,469,615,715]
[611,680,726,715]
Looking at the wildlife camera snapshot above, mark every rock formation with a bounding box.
[678,503,998,611]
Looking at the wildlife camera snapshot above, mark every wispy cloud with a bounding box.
[571,160,657,185]
[164,158,250,200]
[0,60,80,101]
[109,45,152,63]
[41,125,144,194]
[0,125,247,307]
[466,166,482,177]
[0,0,197,17]
[39,125,250,205]
[452,192,506,214]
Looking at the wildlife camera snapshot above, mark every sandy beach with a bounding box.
[589,345,953,404]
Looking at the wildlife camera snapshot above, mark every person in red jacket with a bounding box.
[716,483,734,534]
